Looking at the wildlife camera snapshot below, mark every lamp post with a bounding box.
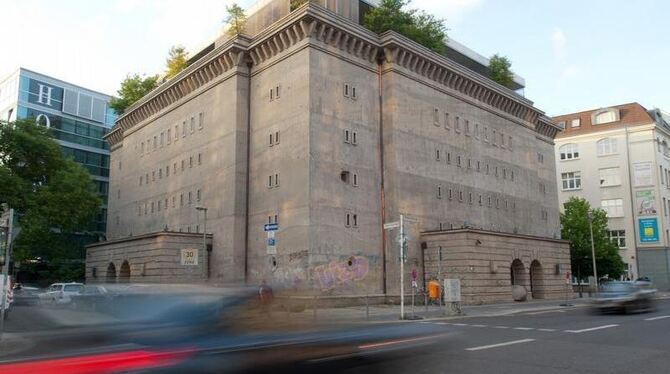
[195,207,208,278]
[587,211,599,293]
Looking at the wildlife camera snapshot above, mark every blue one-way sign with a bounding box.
[264,223,279,232]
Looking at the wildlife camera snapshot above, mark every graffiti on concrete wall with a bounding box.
[313,256,370,291]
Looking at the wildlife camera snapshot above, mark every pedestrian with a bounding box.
[259,280,273,316]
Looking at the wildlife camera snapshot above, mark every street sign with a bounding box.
[264,223,279,232]
[383,222,400,230]
[266,231,277,255]
[180,248,198,266]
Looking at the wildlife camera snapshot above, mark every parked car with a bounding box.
[39,283,84,306]
[11,283,41,306]
[592,281,657,314]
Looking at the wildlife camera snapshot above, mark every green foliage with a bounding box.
[363,0,447,54]
[165,45,188,79]
[109,73,159,115]
[290,0,310,11]
[225,3,247,37]
[488,54,514,88]
[0,119,102,263]
[560,197,626,280]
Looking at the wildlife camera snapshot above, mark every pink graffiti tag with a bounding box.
[314,256,370,290]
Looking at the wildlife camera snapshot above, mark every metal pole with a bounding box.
[589,213,599,293]
[0,208,14,340]
[438,246,443,308]
[400,214,405,320]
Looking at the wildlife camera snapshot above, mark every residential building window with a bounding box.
[468,159,472,169]
[468,192,473,204]
[151,202,154,213]
[275,86,280,99]
[608,230,626,248]
[477,161,481,171]
[173,163,177,174]
[199,112,204,129]
[597,138,618,156]
[571,119,581,128]
[165,198,168,209]
[459,190,464,202]
[541,210,548,221]
[268,175,273,188]
[537,153,544,163]
[275,131,280,144]
[559,143,579,160]
[447,153,451,164]
[599,167,621,187]
[146,173,149,183]
[561,171,582,190]
[601,199,624,217]
[539,182,546,194]
[660,166,664,185]
[508,136,513,150]
[557,121,566,129]
[594,110,617,125]
[275,173,280,187]
[664,197,667,216]
[511,170,515,181]
[478,194,483,205]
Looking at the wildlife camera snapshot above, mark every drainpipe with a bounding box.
[377,52,387,294]
[244,60,252,283]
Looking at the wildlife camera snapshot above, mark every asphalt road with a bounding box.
[345,298,670,374]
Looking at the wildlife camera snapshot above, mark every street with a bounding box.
[344,298,670,374]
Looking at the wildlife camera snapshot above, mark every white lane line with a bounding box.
[453,323,468,326]
[514,327,535,331]
[538,328,556,332]
[525,309,566,316]
[645,315,670,321]
[471,324,488,328]
[434,322,450,325]
[465,339,536,352]
[494,326,510,329]
[564,324,619,334]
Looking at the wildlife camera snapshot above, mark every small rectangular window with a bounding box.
[198,153,202,165]
[433,108,440,126]
[275,86,280,99]
[454,116,461,133]
[141,142,144,155]
[140,176,143,186]
[166,166,170,177]
[475,124,480,139]
[152,171,155,181]
[153,136,157,150]
[157,200,161,211]
[199,112,204,129]
[158,169,162,179]
[173,163,177,174]
[270,133,274,146]
[352,131,358,145]
[344,84,350,97]
[447,153,451,164]
[188,191,192,204]
[165,198,168,209]
[469,192,473,204]
[160,132,164,147]
[508,136,512,150]
[464,120,470,136]
[459,190,464,202]
[146,173,149,183]
[345,213,351,227]
[457,156,462,167]
[175,125,179,141]
[477,161,481,171]
[352,214,358,227]
[445,113,450,130]
[468,159,472,169]
[197,189,201,202]
[182,121,186,137]
[344,130,350,143]
[492,130,497,145]
[353,173,358,187]
[275,173,280,187]
[269,88,274,101]
[190,117,195,133]
[275,131,280,144]
[151,202,154,213]
[436,149,441,161]
[268,175,273,188]
[167,129,171,144]
[437,185,443,199]
[181,160,185,171]
[189,156,193,168]
[448,188,453,200]
[351,86,357,100]
[172,196,176,208]
[478,194,483,205]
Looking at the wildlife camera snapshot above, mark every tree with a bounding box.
[165,45,188,79]
[109,73,159,115]
[290,0,310,11]
[560,197,626,281]
[0,119,102,267]
[363,0,447,54]
[488,54,514,88]
[225,3,247,37]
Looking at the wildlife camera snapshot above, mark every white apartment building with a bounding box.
[554,103,670,289]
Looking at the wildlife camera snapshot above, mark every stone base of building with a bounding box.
[421,229,571,305]
[86,231,212,284]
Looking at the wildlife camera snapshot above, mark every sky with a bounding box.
[1,0,668,116]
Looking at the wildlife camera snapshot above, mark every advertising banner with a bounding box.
[639,218,659,243]
[635,190,657,216]
[633,162,653,187]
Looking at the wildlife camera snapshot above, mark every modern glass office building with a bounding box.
[0,68,116,236]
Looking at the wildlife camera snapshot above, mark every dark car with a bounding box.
[0,285,449,373]
[592,281,657,314]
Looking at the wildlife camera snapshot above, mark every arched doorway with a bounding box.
[530,260,545,299]
[510,259,525,286]
[119,260,131,283]
[106,263,116,283]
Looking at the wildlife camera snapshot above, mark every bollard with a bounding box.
[365,294,369,321]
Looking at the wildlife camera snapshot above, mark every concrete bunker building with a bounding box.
[87,0,570,304]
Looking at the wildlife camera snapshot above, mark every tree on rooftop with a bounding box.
[560,197,626,281]
[225,3,247,37]
[363,0,447,54]
[488,54,514,88]
[165,45,188,80]
[109,73,159,115]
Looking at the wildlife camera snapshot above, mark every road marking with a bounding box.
[564,324,619,333]
[434,322,450,325]
[494,326,510,329]
[538,328,556,332]
[525,309,566,315]
[465,339,536,352]
[453,323,468,326]
[471,324,488,328]
[645,315,670,321]
[514,327,535,331]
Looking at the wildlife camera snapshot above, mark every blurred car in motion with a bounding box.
[11,283,41,306]
[39,282,84,306]
[69,285,110,311]
[0,285,448,373]
[592,281,657,314]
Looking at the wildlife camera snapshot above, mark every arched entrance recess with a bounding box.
[106,263,116,283]
[530,260,545,299]
[119,260,131,283]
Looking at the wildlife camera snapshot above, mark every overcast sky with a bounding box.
[1,0,667,116]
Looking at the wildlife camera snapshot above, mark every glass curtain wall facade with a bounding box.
[0,68,116,235]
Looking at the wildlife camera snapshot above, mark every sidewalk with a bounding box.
[277,297,595,324]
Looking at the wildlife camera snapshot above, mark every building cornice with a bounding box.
[106,3,559,146]
[86,231,213,248]
[421,228,569,244]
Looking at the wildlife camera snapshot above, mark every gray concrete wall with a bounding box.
[638,248,670,290]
